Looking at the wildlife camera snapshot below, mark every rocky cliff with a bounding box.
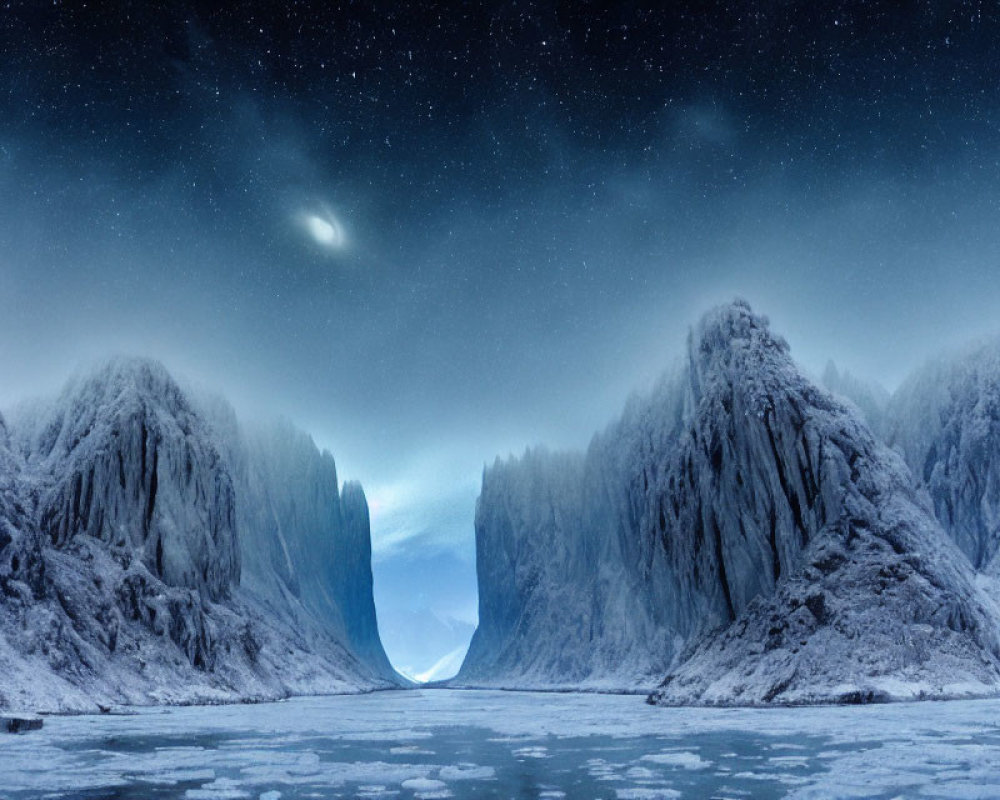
[0,358,398,712]
[459,302,1000,704]
[651,304,1000,704]
[887,342,1000,573]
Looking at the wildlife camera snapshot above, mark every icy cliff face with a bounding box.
[458,374,696,690]
[887,343,1000,572]
[0,359,397,712]
[652,304,1000,704]
[19,359,239,602]
[337,481,396,677]
[0,414,20,561]
[461,301,1000,704]
[0,414,41,597]
[459,446,677,689]
[213,415,396,683]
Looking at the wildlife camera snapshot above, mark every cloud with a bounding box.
[368,470,479,560]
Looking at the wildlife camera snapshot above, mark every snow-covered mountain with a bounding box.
[887,342,1000,573]
[200,404,397,681]
[19,360,241,603]
[456,438,680,690]
[458,301,1000,704]
[0,358,398,712]
[0,413,41,600]
[651,305,1000,704]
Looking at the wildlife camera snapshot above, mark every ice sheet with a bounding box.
[1,689,999,798]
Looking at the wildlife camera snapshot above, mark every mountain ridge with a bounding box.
[458,300,1000,705]
[0,356,399,712]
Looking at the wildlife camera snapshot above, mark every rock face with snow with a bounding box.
[652,306,1000,704]
[24,360,240,602]
[887,342,1000,573]
[459,301,1000,704]
[458,432,681,689]
[0,358,398,712]
[205,410,396,683]
[0,414,41,599]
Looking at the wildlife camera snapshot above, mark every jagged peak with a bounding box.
[62,356,186,409]
[821,359,889,401]
[689,299,788,362]
[895,335,1000,404]
[340,480,368,512]
[480,447,587,508]
[686,300,799,416]
[819,359,890,433]
[489,444,580,471]
[23,356,204,464]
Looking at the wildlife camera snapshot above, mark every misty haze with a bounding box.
[3,2,1000,799]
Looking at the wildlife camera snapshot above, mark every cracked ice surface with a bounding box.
[2,690,1000,798]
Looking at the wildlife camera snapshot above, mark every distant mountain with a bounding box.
[414,644,470,683]
[0,358,399,712]
[887,340,1000,573]
[820,360,889,435]
[378,605,475,683]
[458,301,1000,704]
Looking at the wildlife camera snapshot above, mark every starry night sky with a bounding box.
[3,1,1000,676]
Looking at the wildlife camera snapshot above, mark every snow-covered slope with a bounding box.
[0,358,398,712]
[20,360,240,602]
[0,413,41,598]
[887,342,1000,573]
[459,301,1000,704]
[652,305,1000,704]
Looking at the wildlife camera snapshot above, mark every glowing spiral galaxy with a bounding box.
[300,208,346,250]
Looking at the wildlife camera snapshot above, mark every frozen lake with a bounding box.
[2,689,999,799]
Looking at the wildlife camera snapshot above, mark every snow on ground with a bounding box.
[1,689,999,798]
